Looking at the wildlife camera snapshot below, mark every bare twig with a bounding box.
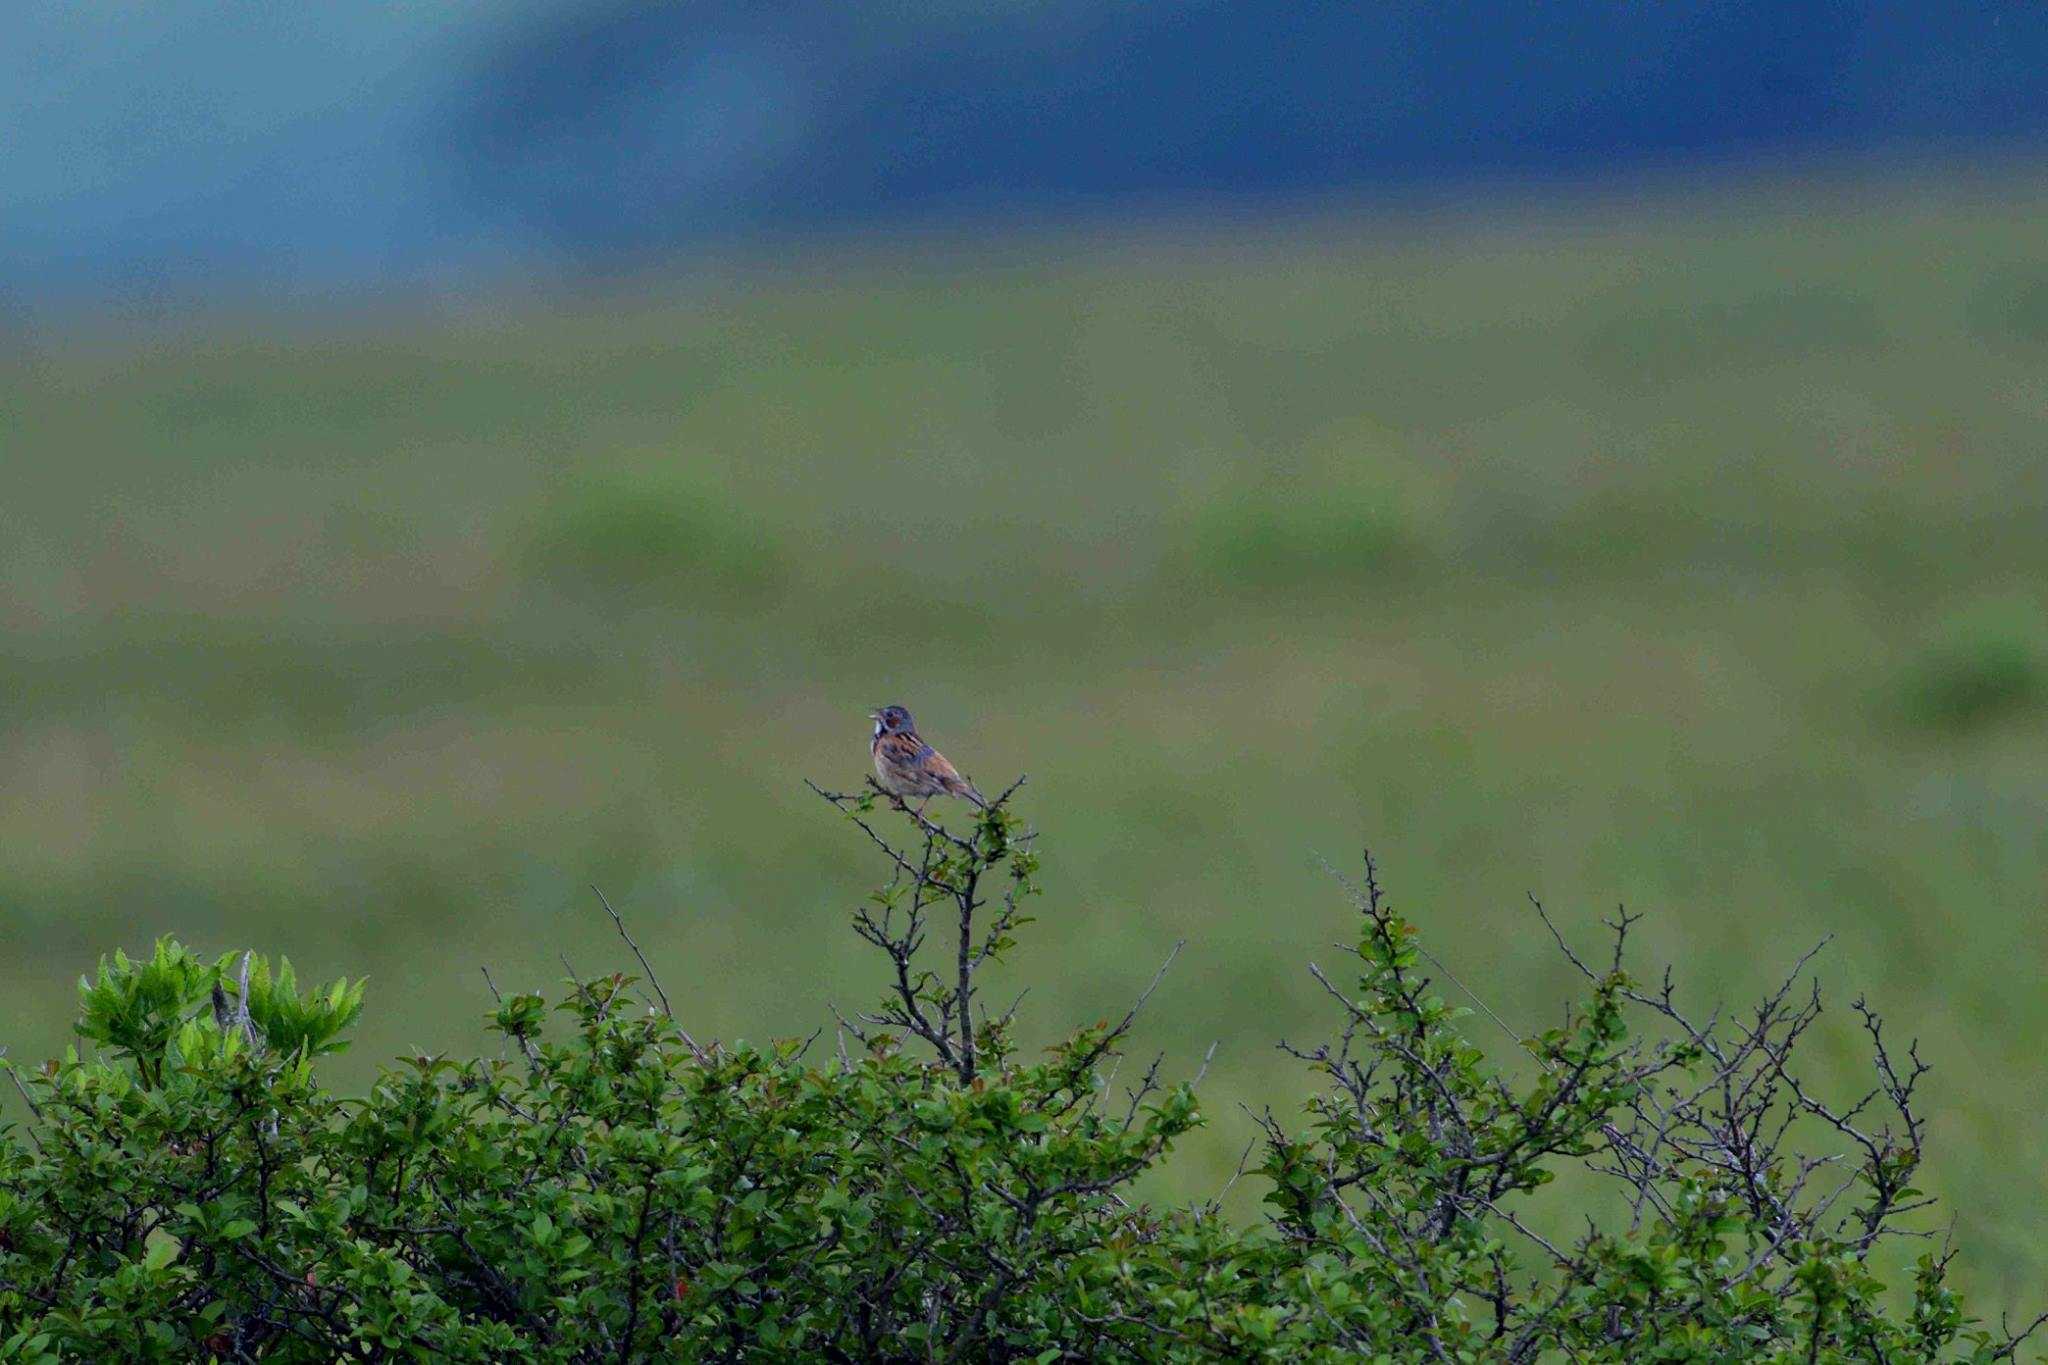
[0,1047,45,1134]
[812,772,1036,1086]
[590,885,676,1020]
[589,886,710,1059]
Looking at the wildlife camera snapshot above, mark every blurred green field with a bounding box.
[5,169,2048,1312]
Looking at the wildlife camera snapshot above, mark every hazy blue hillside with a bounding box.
[6,1,2047,300]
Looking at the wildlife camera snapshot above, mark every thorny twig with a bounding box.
[1254,851,2046,1360]
[810,774,1037,1085]
[589,884,705,1062]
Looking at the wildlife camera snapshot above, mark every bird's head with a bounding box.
[870,704,914,737]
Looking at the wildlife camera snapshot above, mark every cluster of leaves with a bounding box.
[1,784,2040,1361]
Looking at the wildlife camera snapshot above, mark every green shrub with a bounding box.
[1184,464,1436,590]
[520,471,782,602]
[1901,595,2047,730]
[1190,494,1419,587]
[1581,287,1881,389]
[1966,269,2048,350]
[1,783,2039,1360]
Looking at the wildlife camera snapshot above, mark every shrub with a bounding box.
[1580,287,1882,390]
[1966,270,2048,350]
[1900,595,2047,731]
[1,782,2040,1361]
[1186,483,1429,590]
[519,471,782,603]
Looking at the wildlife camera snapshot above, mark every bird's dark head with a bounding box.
[870,704,914,737]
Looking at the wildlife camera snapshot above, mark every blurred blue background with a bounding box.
[7,1,2047,303]
[7,0,2048,1318]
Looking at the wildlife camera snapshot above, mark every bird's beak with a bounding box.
[867,709,881,721]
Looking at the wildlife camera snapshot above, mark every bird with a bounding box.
[869,704,985,810]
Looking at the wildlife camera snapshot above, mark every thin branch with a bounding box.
[1416,943,1528,1052]
[0,1047,45,1131]
[590,885,676,1021]
[589,888,715,1058]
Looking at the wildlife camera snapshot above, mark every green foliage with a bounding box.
[1581,286,1881,389]
[519,471,783,602]
[71,944,362,1088]
[2,800,2038,1361]
[1967,269,2048,349]
[1900,595,2048,730]
[1186,487,1424,588]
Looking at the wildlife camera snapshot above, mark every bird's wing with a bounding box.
[923,746,986,803]
[876,732,930,766]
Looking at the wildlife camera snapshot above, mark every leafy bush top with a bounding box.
[1,782,2040,1362]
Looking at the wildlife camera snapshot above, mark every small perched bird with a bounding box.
[870,704,985,809]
